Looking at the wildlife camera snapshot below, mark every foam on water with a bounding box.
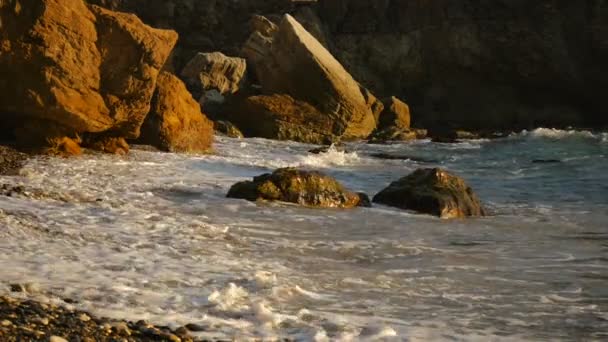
[1,129,608,340]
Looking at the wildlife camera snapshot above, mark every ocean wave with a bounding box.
[514,128,601,140]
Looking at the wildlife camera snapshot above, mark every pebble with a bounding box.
[112,322,131,336]
[1,319,11,326]
[79,313,91,322]
[36,316,49,325]
[50,336,68,342]
[185,323,206,332]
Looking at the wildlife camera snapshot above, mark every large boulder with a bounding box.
[138,72,214,153]
[0,0,177,149]
[180,52,247,109]
[378,97,411,130]
[241,14,378,142]
[227,94,336,144]
[227,167,370,208]
[373,168,485,218]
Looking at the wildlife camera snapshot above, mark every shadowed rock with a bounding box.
[373,168,485,218]
[227,167,370,208]
[138,72,214,153]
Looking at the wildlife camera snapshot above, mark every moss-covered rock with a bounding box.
[227,167,370,208]
[373,168,485,218]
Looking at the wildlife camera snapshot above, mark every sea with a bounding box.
[1,128,607,341]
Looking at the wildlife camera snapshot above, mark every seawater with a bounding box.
[0,128,607,340]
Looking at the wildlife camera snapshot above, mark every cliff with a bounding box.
[84,0,608,131]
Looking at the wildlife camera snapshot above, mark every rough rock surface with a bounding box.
[0,0,177,149]
[317,0,608,130]
[242,14,378,142]
[0,146,28,175]
[213,121,244,139]
[373,168,486,218]
[227,167,370,208]
[88,0,608,130]
[0,295,204,341]
[227,94,336,144]
[180,52,247,107]
[138,72,214,153]
[377,97,411,130]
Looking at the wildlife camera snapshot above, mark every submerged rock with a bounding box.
[214,120,244,139]
[373,168,485,218]
[240,14,378,142]
[0,146,28,175]
[138,72,214,153]
[227,167,369,208]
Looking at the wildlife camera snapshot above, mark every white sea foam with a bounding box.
[0,134,606,340]
[516,127,600,140]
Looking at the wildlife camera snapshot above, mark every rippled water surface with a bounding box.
[1,128,607,340]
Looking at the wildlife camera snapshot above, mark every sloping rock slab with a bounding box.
[227,167,370,208]
[373,168,485,218]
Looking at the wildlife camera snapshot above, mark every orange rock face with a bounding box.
[0,0,178,148]
[138,72,214,153]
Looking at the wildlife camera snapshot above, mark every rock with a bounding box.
[84,136,129,155]
[0,145,28,175]
[214,121,244,139]
[308,144,347,154]
[377,97,411,130]
[49,336,68,342]
[241,14,378,142]
[180,52,247,108]
[0,1,178,150]
[227,167,369,208]
[228,94,336,144]
[431,129,480,143]
[184,323,206,332]
[373,168,486,218]
[138,72,214,153]
[369,127,418,143]
[317,0,607,130]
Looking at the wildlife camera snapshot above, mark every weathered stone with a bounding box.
[373,168,486,218]
[214,121,244,139]
[138,72,214,153]
[227,167,370,208]
[180,52,247,106]
[369,127,418,143]
[378,97,411,130]
[227,94,335,144]
[0,0,178,146]
[84,136,129,155]
[242,14,378,142]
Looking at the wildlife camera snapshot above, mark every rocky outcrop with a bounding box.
[227,167,370,208]
[87,0,608,131]
[378,97,411,130]
[138,72,214,153]
[0,0,177,151]
[241,14,378,142]
[180,52,247,110]
[317,0,608,130]
[373,168,485,218]
[227,94,336,144]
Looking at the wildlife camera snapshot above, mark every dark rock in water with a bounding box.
[308,144,347,154]
[227,167,369,208]
[0,146,28,175]
[369,153,437,163]
[532,159,562,164]
[373,168,485,218]
[431,128,480,143]
[369,127,417,143]
[214,120,244,139]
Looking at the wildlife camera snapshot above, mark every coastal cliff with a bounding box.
[87,0,608,131]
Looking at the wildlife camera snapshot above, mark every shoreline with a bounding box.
[0,295,209,342]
